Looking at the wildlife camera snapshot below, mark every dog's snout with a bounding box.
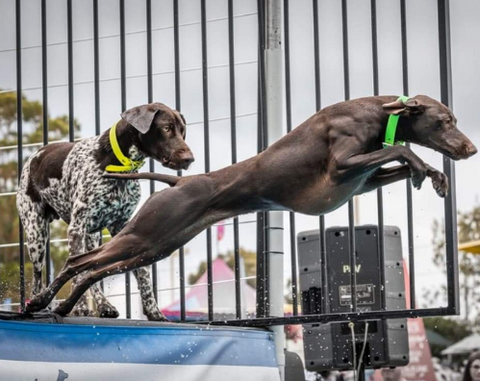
[466,143,478,157]
[182,155,195,166]
[180,152,195,168]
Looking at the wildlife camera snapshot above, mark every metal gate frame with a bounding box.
[7,0,459,327]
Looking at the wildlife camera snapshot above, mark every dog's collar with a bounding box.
[383,95,409,149]
[105,122,145,173]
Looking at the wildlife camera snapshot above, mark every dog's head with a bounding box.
[121,103,194,170]
[382,95,477,160]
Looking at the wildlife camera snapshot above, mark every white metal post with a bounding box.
[266,0,285,379]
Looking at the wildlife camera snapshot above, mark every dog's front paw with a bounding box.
[97,303,120,319]
[411,165,427,189]
[430,171,449,198]
[145,309,169,322]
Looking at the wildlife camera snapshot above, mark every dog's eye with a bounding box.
[163,126,171,132]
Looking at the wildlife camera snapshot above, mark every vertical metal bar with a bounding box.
[120,0,126,113]
[16,0,26,312]
[312,0,321,112]
[41,0,49,146]
[256,0,269,318]
[66,0,76,303]
[146,0,153,106]
[371,0,386,310]
[400,0,416,309]
[93,0,103,292]
[145,0,158,302]
[341,0,357,312]
[41,0,52,286]
[341,0,350,101]
[265,1,286,376]
[255,88,266,317]
[371,0,379,97]
[67,0,74,143]
[312,0,328,314]
[284,0,298,316]
[119,0,131,319]
[200,0,214,322]
[227,0,242,320]
[400,0,410,97]
[437,0,459,314]
[172,0,186,322]
[255,211,267,317]
[93,0,100,136]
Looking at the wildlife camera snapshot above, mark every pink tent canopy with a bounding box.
[162,258,256,318]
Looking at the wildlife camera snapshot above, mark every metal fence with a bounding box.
[1,0,459,327]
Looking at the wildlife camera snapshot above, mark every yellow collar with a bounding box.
[105,122,145,173]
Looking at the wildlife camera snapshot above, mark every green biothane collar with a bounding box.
[383,95,409,149]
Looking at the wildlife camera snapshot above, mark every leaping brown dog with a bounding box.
[26,95,477,316]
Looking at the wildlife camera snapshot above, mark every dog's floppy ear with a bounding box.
[382,98,424,116]
[121,104,160,134]
[179,113,186,126]
[179,112,187,139]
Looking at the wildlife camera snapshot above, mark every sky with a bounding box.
[0,0,479,319]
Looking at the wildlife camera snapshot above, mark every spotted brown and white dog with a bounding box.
[17,103,194,320]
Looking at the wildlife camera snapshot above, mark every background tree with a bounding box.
[0,91,80,305]
[424,316,472,357]
[429,205,480,327]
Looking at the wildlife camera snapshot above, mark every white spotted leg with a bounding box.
[68,200,96,317]
[18,202,50,297]
[133,267,168,321]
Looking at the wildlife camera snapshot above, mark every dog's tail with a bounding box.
[103,172,180,187]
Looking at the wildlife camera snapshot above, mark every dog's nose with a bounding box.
[467,143,478,157]
[181,154,195,168]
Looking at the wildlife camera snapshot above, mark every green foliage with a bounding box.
[430,205,480,326]
[189,262,207,285]
[424,317,472,357]
[0,90,80,304]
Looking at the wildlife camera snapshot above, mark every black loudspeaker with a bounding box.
[298,225,409,371]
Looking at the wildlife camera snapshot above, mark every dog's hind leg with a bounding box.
[26,245,106,313]
[85,233,120,318]
[105,220,164,321]
[53,255,136,317]
[54,269,108,317]
[66,200,96,317]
